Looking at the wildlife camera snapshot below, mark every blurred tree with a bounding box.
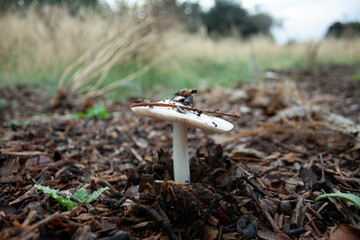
[151,0,202,32]
[179,1,202,32]
[201,0,248,36]
[326,22,360,38]
[249,12,274,35]
[201,0,275,38]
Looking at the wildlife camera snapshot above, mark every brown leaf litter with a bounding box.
[0,65,360,239]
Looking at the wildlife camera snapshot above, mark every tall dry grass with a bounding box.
[317,37,360,64]
[1,7,360,97]
[167,31,360,68]
[0,8,111,76]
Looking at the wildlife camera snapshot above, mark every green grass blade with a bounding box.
[315,193,360,209]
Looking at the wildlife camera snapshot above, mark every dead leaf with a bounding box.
[0,204,17,214]
[203,225,218,240]
[330,225,360,240]
[10,187,36,205]
[25,155,53,168]
[231,144,266,159]
[257,229,291,240]
[0,158,20,177]
[72,225,96,240]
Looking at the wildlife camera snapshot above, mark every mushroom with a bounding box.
[131,98,234,184]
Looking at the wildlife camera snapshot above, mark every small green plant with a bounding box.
[315,192,360,210]
[73,102,110,120]
[353,71,360,82]
[4,119,30,128]
[34,184,109,210]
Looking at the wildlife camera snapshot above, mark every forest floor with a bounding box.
[0,64,360,240]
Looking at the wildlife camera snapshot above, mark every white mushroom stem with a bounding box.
[173,122,190,183]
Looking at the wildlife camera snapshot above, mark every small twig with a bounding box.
[262,209,292,240]
[69,196,91,211]
[271,139,307,155]
[245,177,268,197]
[319,154,326,183]
[140,203,177,240]
[130,102,240,118]
[334,158,343,177]
[21,211,37,227]
[306,202,323,220]
[317,202,328,213]
[305,212,322,237]
[262,209,280,232]
[17,211,63,240]
[288,228,306,236]
[95,177,118,194]
[339,185,360,193]
[217,224,223,240]
[0,151,46,156]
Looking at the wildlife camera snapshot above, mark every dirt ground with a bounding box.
[0,65,359,240]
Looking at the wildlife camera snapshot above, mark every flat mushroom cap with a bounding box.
[131,100,234,133]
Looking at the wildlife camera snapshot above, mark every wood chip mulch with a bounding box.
[0,65,359,240]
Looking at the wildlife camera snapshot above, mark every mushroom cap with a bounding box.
[131,99,234,133]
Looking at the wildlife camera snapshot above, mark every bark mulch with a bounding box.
[0,65,359,240]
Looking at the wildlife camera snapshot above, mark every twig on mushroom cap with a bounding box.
[129,102,241,118]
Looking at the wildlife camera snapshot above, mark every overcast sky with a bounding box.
[200,0,360,44]
[106,0,360,44]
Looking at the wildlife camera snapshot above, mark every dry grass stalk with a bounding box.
[51,9,164,106]
[75,58,160,102]
[305,41,321,70]
[0,8,110,75]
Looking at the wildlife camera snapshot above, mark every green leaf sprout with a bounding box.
[4,119,30,128]
[315,192,360,210]
[34,184,109,210]
[73,102,110,120]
